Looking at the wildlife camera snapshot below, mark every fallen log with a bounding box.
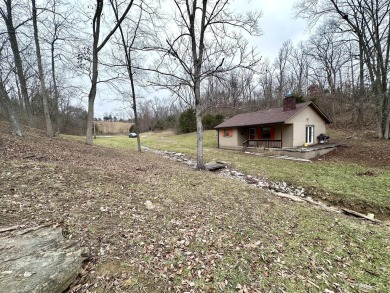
[273,192,305,202]
[342,208,381,223]
[0,226,88,293]
[0,225,20,233]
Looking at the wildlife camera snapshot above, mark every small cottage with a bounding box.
[214,96,332,149]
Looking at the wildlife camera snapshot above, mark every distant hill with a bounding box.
[94,121,132,135]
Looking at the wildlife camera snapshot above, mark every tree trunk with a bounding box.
[195,104,204,170]
[1,0,33,126]
[51,40,60,133]
[32,0,54,137]
[85,1,102,145]
[85,0,133,145]
[130,67,141,152]
[383,92,390,139]
[0,78,23,136]
[111,0,142,153]
[86,85,96,145]
[194,78,205,170]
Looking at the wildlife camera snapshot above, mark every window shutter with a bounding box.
[229,129,233,137]
[257,128,262,139]
[270,127,275,140]
[222,130,225,137]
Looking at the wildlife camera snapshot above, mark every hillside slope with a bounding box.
[1,122,389,292]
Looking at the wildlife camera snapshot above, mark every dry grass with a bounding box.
[86,128,390,219]
[94,121,132,135]
[1,122,390,292]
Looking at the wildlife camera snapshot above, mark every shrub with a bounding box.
[202,113,224,130]
[178,108,196,133]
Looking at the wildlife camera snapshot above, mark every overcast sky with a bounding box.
[238,0,308,59]
[94,0,309,118]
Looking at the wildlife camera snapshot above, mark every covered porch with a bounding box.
[243,139,282,149]
[239,123,293,149]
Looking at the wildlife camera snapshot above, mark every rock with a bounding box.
[0,227,87,293]
[231,171,244,177]
[205,162,226,171]
[144,200,154,210]
[245,176,258,184]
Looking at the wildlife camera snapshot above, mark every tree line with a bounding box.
[0,0,389,169]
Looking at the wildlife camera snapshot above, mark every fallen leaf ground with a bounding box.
[1,123,389,292]
[317,126,390,168]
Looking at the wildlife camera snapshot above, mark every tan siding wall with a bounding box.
[219,128,240,148]
[282,124,293,147]
[288,107,327,147]
[273,124,282,140]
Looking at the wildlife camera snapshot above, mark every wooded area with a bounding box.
[0,0,389,168]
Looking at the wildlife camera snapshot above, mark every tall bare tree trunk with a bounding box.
[1,0,33,126]
[85,1,102,146]
[194,74,204,169]
[32,0,53,137]
[51,41,60,133]
[86,89,95,145]
[195,99,204,169]
[130,64,141,152]
[191,0,207,170]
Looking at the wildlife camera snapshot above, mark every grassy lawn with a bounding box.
[67,129,390,218]
[3,123,390,292]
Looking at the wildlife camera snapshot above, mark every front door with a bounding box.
[305,125,314,144]
[249,128,255,140]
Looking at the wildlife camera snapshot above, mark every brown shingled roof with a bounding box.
[214,101,332,129]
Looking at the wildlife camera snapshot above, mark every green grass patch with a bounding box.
[3,129,390,292]
[70,130,390,217]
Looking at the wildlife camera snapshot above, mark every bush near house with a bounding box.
[202,113,224,130]
[178,109,224,133]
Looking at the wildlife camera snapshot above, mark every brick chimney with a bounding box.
[283,93,296,111]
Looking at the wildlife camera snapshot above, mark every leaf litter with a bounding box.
[0,123,389,292]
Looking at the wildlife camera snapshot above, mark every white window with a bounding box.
[305,126,314,144]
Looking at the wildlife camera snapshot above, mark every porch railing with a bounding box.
[243,139,282,149]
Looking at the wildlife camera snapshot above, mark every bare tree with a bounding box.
[258,58,276,108]
[296,0,390,138]
[0,38,22,136]
[304,25,350,120]
[274,40,292,99]
[110,0,158,152]
[85,0,135,145]
[287,42,310,97]
[151,0,261,169]
[31,0,54,136]
[0,0,33,126]
[41,0,76,133]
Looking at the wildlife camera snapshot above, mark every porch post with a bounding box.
[281,123,283,148]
